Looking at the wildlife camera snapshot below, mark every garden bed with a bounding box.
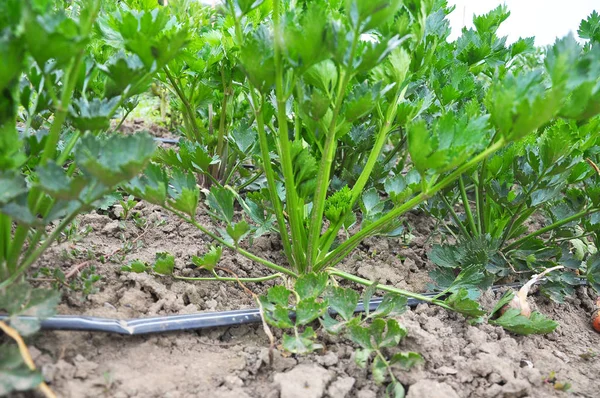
[26,207,600,398]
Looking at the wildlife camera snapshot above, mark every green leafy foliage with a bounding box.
[326,286,359,321]
[491,308,558,335]
[98,4,189,71]
[408,111,489,176]
[0,345,43,396]
[260,276,417,392]
[75,134,156,187]
[168,169,199,217]
[579,11,600,43]
[324,186,352,223]
[206,186,235,223]
[295,273,329,300]
[192,246,223,271]
[153,252,175,276]
[585,253,600,293]
[36,163,86,200]
[0,283,60,336]
[122,260,148,274]
[444,289,487,318]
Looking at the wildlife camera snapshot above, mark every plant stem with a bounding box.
[554,231,595,243]
[350,88,404,205]
[440,193,470,238]
[164,66,201,142]
[0,215,10,278]
[306,30,360,271]
[173,273,282,283]
[380,131,406,171]
[111,105,134,134]
[499,170,547,247]
[315,138,507,271]
[318,88,405,258]
[6,228,28,273]
[215,65,230,180]
[328,268,452,311]
[477,158,487,234]
[250,90,295,269]
[0,208,81,290]
[272,0,307,271]
[228,7,295,269]
[504,207,600,251]
[7,3,100,272]
[165,205,297,278]
[459,176,478,236]
[9,41,85,269]
[39,0,100,163]
[237,169,263,191]
[57,131,82,164]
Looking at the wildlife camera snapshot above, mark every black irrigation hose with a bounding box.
[1,280,575,335]
[0,295,425,335]
[154,137,180,144]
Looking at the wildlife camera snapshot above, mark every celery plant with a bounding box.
[126,1,600,391]
[114,2,600,393]
[0,0,188,394]
[424,9,600,303]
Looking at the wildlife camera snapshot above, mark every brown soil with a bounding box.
[116,118,178,140]
[16,202,600,398]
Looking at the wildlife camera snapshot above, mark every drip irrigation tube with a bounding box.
[0,280,576,336]
[0,296,399,335]
[154,137,180,144]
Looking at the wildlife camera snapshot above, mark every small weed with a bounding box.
[58,220,93,244]
[579,350,597,361]
[33,266,102,299]
[119,195,137,220]
[544,371,572,392]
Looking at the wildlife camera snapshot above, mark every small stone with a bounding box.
[327,377,355,398]
[113,204,124,218]
[41,363,56,383]
[53,360,76,380]
[213,387,252,398]
[406,380,459,398]
[80,213,109,229]
[316,352,339,367]
[479,342,500,355]
[102,220,121,236]
[205,299,218,310]
[546,332,558,341]
[488,372,503,384]
[499,378,530,396]
[261,349,297,372]
[356,388,377,398]
[224,375,244,389]
[238,371,249,380]
[435,366,458,375]
[521,367,543,387]
[273,364,333,398]
[553,350,570,363]
[73,357,98,379]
